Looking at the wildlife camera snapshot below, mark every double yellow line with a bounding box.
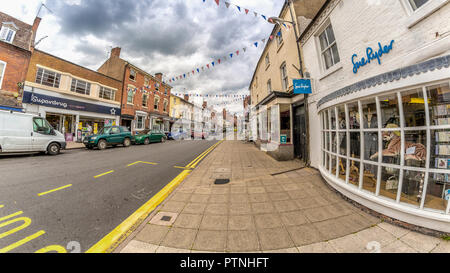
[186,140,223,169]
[86,140,223,253]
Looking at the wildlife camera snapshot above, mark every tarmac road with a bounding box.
[0,140,217,253]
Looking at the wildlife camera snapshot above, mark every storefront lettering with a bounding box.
[31,94,68,108]
[352,40,395,74]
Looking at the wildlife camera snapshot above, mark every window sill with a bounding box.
[407,0,449,28]
[276,42,284,53]
[318,63,343,81]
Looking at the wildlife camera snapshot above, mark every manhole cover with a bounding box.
[214,179,230,185]
[161,216,172,222]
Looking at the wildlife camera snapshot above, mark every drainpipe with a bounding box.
[287,0,310,166]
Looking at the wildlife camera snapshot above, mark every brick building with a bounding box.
[98,47,172,133]
[22,50,122,143]
[0,12,40,111]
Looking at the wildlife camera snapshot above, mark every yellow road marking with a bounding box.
[37,184,72,196]
[86,170,192,253]
[0,211,23,223]
[94,171,114,179]
[185,140,222,168]
[174,166,193,170]
[35,245,67,253]
[0,230,45,253]
[0,205,4,209]
[127,161,158,167]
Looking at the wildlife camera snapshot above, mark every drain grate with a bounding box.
[161,216,172,222]
[214,179,230,185]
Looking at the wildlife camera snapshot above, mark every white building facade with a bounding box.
[301,0,450,232]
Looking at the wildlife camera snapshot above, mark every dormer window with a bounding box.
[0,23,18,44]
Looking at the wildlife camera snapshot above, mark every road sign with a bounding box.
[293,79,312,94]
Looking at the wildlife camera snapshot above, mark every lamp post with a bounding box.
[268,0,310,166]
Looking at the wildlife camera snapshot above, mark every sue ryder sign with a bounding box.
[22,91,121,116]
[293,79,312,94]
[352,40,395,74]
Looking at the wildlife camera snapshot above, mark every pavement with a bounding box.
[66,142,85,150]
[0,140,217,253]
[117,141,450,253]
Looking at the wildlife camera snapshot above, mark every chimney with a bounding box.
[155,73,163,81]
[31,17,41,48]
[184,94,189,101]
[111,47,121,58]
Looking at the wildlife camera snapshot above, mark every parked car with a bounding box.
[0,110,66,155]
[191,130,208,139]
[169,129,190,140]
[134,130,167,145]
[83,126,133,150]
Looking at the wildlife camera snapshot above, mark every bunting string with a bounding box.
[201,0,272,23]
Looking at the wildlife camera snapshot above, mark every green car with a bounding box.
[83,126,133,150]
[134,130,167,145]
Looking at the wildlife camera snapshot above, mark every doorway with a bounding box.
[293,104,307,161]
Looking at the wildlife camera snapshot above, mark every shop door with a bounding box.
[293,105,307,161]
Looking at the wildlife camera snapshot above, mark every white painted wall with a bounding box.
[301,0,450,168]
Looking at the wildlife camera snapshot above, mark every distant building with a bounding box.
[0,12,41,111]
[170,93,194,132]
[98,47,172,133]
[22,50,122,143]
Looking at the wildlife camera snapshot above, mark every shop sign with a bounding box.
[352,40,395,74]
[445,189,450,201]
[23,91,121,116]
[293,79,312,94]
[280,135,287,144]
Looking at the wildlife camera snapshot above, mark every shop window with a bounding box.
[280,104,291,144]
[362,99,378,129]
[35,67,61,88]
[337,157,347,181]
[349,160,361,187]
[0,60,5,89]
[364,132,379,162]
[349,132,361,159]
[402,89,426,127]
[129,69,136,81]
[404,130,427,168]
[401,170,426,207]
[408,0,429,10]
[325,153,330,170]
[71,79,91,95]
[338,132,347,156]
[136,116,145,130]
[142,94,148,107]
[427,83,450,126]
[379,167,401,201]
[325,132,330,151]
[330,108,336,130]
[380,129,401,165]
[424,172,449,212]
[324,110,330,130]
[318,23,340,70]
[331,132,337,153]
[338,105,346,130]
[331,155,337,176]
[99,86,115,101]
[348,102,360,129]
[362,163,378,194]
[379,94,400,128]
[430,129,450,169]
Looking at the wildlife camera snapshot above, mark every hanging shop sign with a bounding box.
[280,135,287,144]
[293,79,312,94]
[352,40,395,74]
[23,91,121,116]
[445,189,450,201]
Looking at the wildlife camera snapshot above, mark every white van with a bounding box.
[0,110,66,155]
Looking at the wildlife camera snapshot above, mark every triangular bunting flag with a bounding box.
[225,2,230,8]
[243,47,247,52]
[212,62,215,67]
[254,11,257,17]
[230,53,233,58]
[214,0,219,6]
[254,42,258,47]
[261,15,266,20]
[269,35,274,40]
[236,50,239,55]
[218,59,221,64]
[245,9,249,14]
[236,6,240,12]
[262,38,266,44]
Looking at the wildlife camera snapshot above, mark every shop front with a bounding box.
[316,55,450,232]
[22,86,121,144]
[150,113,171,132]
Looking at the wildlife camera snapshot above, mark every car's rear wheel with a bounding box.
[98,139,107,150]
[123,138,131,147]
[144,138,150,145]
[47,143,60,155]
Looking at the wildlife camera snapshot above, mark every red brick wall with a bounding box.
[121,65,171,129]
[0,42,31,107]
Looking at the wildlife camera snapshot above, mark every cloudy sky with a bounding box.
[1,0,284,113]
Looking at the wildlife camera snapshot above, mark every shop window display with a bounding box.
[325,132,330,151]
[425,172,449,212]
[430,129,450,169]
[324,110,329,130]
[402,170,426,207]
[427,83,450,126]
[331,132,337,153]
[362,163,378,194]
[348,102,360,130]
[339,132,347,156]
[376,128,402,165]
[349,132,361,159]
[337,157,347,181]
[349,160,360,187]
[402,89,426,127]
[330,108,336,130]
[338,105,346,130]
[331,155,337,176]
[404,130,427,168]
[379,167,401,201]
[380,94,400,128]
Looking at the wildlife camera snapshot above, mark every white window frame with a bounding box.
[408,0,430,11]
[319,80,450,216]
[400,0,449,28]
[154,96,160,110]
[142,93,148,107]
[129,69,137,81]
[276,29,283,46]
[0,25,17,44]
[70,78,91,96]
[99,86,116,101]
[267,79,272,93]
[136,115,146,130]
[265,54,270,67]
[0,60,6,89]
[163,99,168,112]
[127,87,135,104]
[280,62,288,91]
[317,22,340,71]
[35,67,61,88]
